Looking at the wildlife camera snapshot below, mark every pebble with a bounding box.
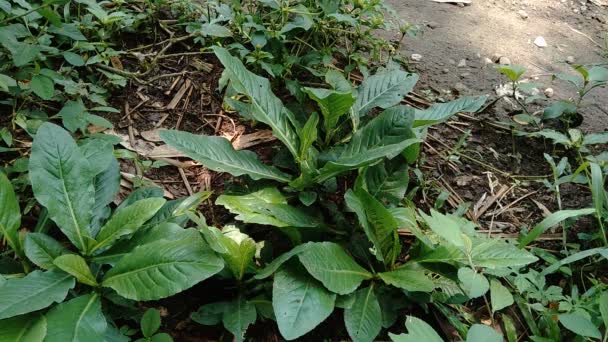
[566,55,575,64]
[544,88,554,98]
[442,68,450,74]
[483,57,494,65]
[448,58,456,65]
[457,59,467,67]
[410,53,423,61]
[499,56,512,65]
[491,53,501,62]
[518,10,529,19]
[427,21,439,29]
[534,36,548,48]
[454,82,469,93]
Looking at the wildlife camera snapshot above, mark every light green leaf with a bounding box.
[297,242,372,295]
[378,267,434,292]
[543,101,577,120]
[44,294,106,342]
[199,23,233,37]
[490,279,513,313]
[588,66,608,82]
[466,324,502,342]
[91,158,121,231]
[354,70,418,116]
[471,238,538,268]
[317,106,419,182]
[218,226,257,281]
[541,247,608,276]
[600,291,608,331]
[216,188,320,228]
[414,96,487,127]
[299,112,319,160]
[58,99,88,133]
[303,87,355,131]
[519,208,595,247]
[29,123,95,252]
[79,138,114,176]
[31,75,54,100]
[63,51,85,66]
[584,132,608,145]
[558,313,601,339]
[458,267,489,298]
[141,309,161,338]
[0,270,75,320]
[222,296,256,342]
[0,172,21,255]
[53,254,97,286]
[420,210,465,248]
[0,74,17,92]
[90,198,166,254]
[344,286,382,342]
[0,313,46,342]
[160,130,290,182]
[273,265,336,340]
[348,188,400,266]
[389,316,443,342]
[213,46,300,158]
[495,64,526,82]
[102,236,224,300]
[24,233,70,270]
[527,129,571,146]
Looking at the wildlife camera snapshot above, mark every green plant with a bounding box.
[136,308,173,342]
[0,123,223,340]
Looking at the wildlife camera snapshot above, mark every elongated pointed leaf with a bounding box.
[317,106,419,182]
[360,161,409,205]
[222,295,256,342]
[414,96,487,127]
[471,238,538,268]
[297,242,372,295]
[213,46,300,157]
[24,233,70,269]
[344,286,382,342]
[0,313,46,342]
[45,294,106,342]
[389,316,443,342]
[91,158,121,233]
[354,70,418,116]
[53,254,98,286]
[378,267,434,292]
[490,279,513,313]
[519,208,595,247]
[218,226,257,281]
[255,242,314,279]
[216,188,320,228]
[303,87,355,131]
[0,172,21,254]
[273,265,336,340]
[0,270,75,319]
[90,197,166,254]
[160,130,290,182]
[29,123,95,252]
[102,236,224,300]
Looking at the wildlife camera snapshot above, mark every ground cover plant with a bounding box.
[1,0,608,341]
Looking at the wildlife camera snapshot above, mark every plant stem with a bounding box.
[0,3,51,23]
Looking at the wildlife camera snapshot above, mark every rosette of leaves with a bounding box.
[0,123,225,341]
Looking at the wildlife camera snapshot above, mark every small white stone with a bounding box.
[566,55,575,64]
[483,57,494,65]
[534,36,548,48]
[442,68,450,74]
[410,53,423,61]
[518,10,529,19]
[457,59,467,67]
[499,56,512,65]
[544,88,554,97]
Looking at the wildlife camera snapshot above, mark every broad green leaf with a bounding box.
[349,188,400,266]
[92,224,199,265]
[24,233,70,269]
[213,47,300,158]
[584,132,608,145]
[79,138,114,176]
[420,210,466,248]
[378,267,434,292]
[273,265,336,340]
[458,267,489,298]
[199,23,233,37]
[490,279,513,313]
[344,286,382,342]
[117,186,164,211]
[527,129,571,146]
[359,161,409,205]
[255,242,314,279]
[519,208,595,247]
[543,101,577,120]
[90,198,166,254]
[280,4,313,33]
[30,75,54,100]
[0,74,17,92]
[317,106,419,182]
[160,130,290,182]
[0,270,75,319]
[471,238,538,268]
[29,123,95,252]
[191,302,228,326]
[222,296,256,342]
[354,70,418,116]
[91,158,121,232]
[495,65,526,81]
[58,99,88,133]
[558,313,601,339]
[150,333,172,342]
[104,325,129,342]
[0,172,21,254]
[216,188,320,228]
[588,66,608,82]
[389,316,443,342]
[297,242,372,295]
[63,51,85,66]
[47,23,86,40]
[53,254,97,286]
[303,87,355,131]
[44,294,106,342]
[600,291,608,331]
[414,96,487,127]
[141,309,161,338]
[466,324,502,342]
[0,313,46,342]
[218,226,257,281]
[102,236,224,300]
